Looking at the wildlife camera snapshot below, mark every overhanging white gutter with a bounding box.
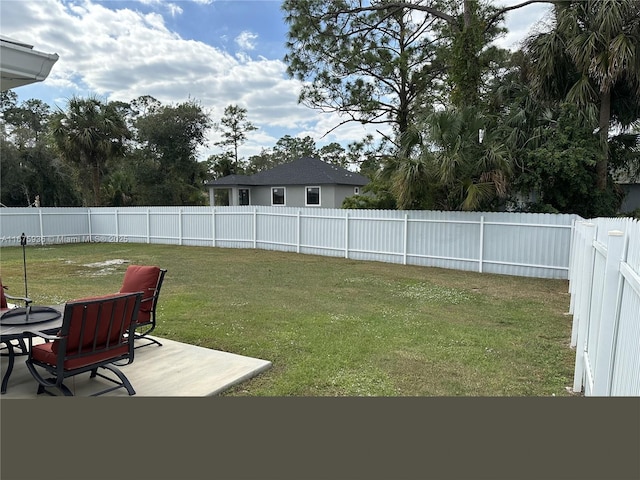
[0,35,59,91]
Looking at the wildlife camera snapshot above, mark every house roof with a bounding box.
[207,157,369,187]
[0,35,59,91]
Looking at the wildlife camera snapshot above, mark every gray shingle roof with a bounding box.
[206,157,369,187]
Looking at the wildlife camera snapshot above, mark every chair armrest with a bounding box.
[26,331,62,341]
[5,293,32,305]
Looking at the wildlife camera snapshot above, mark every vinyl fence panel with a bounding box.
[2,206,639,395]
[1,206,578,279]
[569,218,640,396]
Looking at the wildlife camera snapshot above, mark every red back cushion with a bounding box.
[55,293,138,355]
[0,281,7,309]
[119,265,161,323]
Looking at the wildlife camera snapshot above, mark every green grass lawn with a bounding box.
[0,242,576,396]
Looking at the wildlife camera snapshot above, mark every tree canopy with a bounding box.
[1,0,639,217]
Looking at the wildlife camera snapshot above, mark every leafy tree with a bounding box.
[214,105,257,173]
[512,103,622,217]
[524,0,640,189]
[245,149,277,174]
[134,99,212,205]
[50,96,130,206]
[283,0,528,211]
[609,131,640,184]
[246,135,317,173]
[318,142,350,168]
[283,0,442,137]
[272,135,317,162]
[0,136,81,207]
[429,0,512,109]
[1,97,51,148]
[129,95,162,117]
[206,151,237,180]
[1,94,81,206]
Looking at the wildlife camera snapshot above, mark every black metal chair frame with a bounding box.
[25,292,142,397]
[0,285,33,388]
[131,268,167,349]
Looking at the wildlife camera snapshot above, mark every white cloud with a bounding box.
[137,0,184,16]
[235,31,258,51]
[493,1,553,51]
[167,3,184,17]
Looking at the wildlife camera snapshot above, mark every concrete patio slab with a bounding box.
[0,336,272,398]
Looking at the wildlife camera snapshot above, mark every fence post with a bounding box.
[87,208,92,242]
[146,209,150,244]
[568,219,578,314]
[572,222,597,393]
[212,208,216,247]
[571,222,590,345]
[253,208,258,249]
[297,210,301,254]
[592,230,625,396]
[178,208,183,246]
[403,213,408,265]
[345,211,349,259]
[38,209,44,246]
[479,216,485,273]
[114,209,119,242]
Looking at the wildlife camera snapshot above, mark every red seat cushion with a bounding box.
[119,266,161,324]
[31,341,129,370]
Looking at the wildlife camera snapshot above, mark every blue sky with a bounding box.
[1,0,552,161]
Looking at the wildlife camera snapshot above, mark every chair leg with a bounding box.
[2,339,31,394]
[1,341,15,394]
[36,379,73,396]
[134,335,163,349]
[58,383,74,396]
[26,359,74,396]
[99,365,136,396]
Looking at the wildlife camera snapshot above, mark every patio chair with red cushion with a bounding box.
[118,265,167,348]
[25,292,142,396]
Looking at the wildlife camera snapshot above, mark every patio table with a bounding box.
[0,305,63,394]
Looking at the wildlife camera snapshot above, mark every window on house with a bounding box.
[354,187,360,195]
[272,187,285,205]
[214,189,230,206]
[306,186,320,206]
[239,189,250,206]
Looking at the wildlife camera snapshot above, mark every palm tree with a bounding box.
[423,107,511,211]
[50,96,130,206]
[524,0,640,189]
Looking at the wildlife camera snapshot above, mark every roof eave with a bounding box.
[0,37,59,91]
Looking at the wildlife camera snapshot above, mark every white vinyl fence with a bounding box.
[2,206,638,395]
[569,217,640,396]
[0,206,577,279]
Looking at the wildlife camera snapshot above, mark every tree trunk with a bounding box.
[463,0,472,28]
[596,90,611,190]
[92,160,101,206]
